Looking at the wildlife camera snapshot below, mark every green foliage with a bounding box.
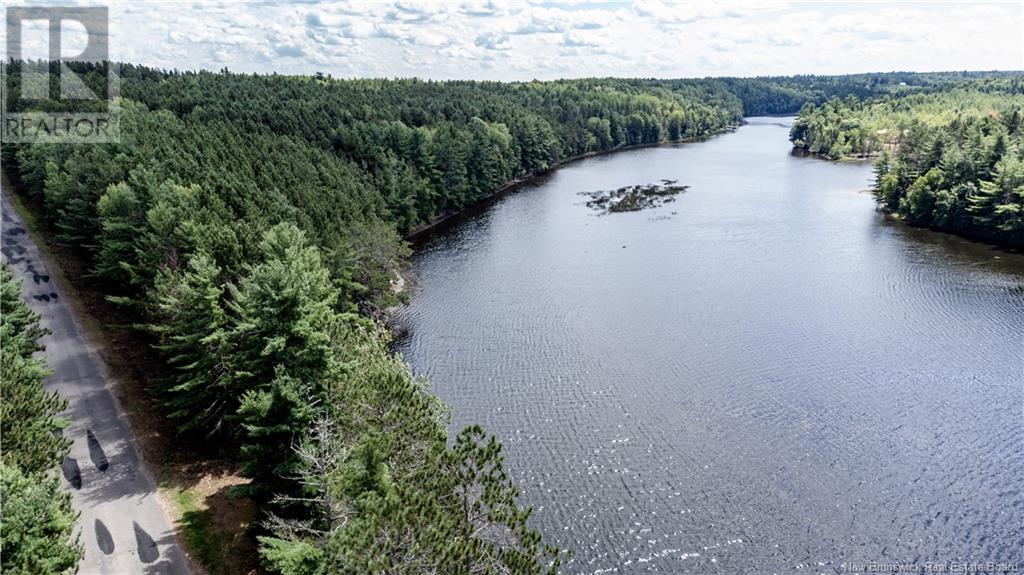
[900,167,944,223]
[0,340,67,475]
[340,219,411,311]
[6,64,1021,573]
[0,265,47,358]
[258,538,322,575]
[790,83,1024,160]
[228,224,337,493]
[0,463,82,575]
[94,181,145,285]
[970,156,1024,241]
[719,71,1022,116]
[0,64,751,522]
[0,265,82,573]
[792,80,1024,247]
[0,267,67,475]
[148,224,339,496]
[148,252,231,433]
[259,329,562,575]
[323,428,560,574]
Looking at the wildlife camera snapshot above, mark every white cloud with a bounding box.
[7,1,1011,80]
[459,1,511,18]
[560,32,599,48]
[475,31,511,51]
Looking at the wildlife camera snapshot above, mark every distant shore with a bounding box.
[403,124,742,242]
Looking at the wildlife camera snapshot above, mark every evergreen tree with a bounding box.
[0,265,82,574]
[0,265,47,358]
[228,223,337,495]
[971,156,1024,241]
[0,267,69,474]
[795,83,1024,245]
[0,463,82,575]
[93,182,146,286]
[148,252,232,435]
[258,328,562,575]
[6,64,1023,573]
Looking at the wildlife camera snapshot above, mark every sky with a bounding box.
[5,1,1024,80]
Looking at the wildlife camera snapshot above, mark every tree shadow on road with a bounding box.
[140,528,190,575]
[3,175,261,575]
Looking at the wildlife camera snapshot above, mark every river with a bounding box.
[392,117,1024,573]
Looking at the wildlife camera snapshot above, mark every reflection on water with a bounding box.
[393,117,1024,574]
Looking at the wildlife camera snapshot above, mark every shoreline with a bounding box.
[386,125,740,304]
[791,147,1022,252]
[398,131,1020,304]
[790,146,881,162]
[403,125,742,242]
[882,210,1024,253]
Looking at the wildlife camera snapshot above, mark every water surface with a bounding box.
[394,117,1024,573]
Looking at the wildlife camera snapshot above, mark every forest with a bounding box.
[790,77,1024,246]
[0,264,82,573]
[1,64,1021,574]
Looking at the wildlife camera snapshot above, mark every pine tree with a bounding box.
[228,223,337,496]
[258,327,562,574]
[0,463,82,575]
[148,252,232,435]
[0,265,47,358]
[0,265,82,573]
[0,266,69,474]
[970,156,1024,239]
[93,182,146,286]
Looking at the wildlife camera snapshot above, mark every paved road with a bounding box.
[1,188,191,575]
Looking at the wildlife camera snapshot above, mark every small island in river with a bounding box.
[580,179,689,214]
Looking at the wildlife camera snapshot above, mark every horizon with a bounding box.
[3,1,1022,81]
[2,2,1024,574]
[75,64,1024,82]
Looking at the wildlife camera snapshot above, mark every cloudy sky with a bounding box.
[7,1,1024,80]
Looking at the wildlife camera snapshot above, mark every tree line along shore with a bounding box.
[1,64,1021,574]
[791,78,1023,248]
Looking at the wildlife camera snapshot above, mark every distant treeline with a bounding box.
[790,77,1024,247]
[1,63,1020,574]
[721,70,1023,116]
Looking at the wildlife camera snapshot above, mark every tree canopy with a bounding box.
[2,64,1021,573]
[790,77,1024,246]
[0,265,82,574]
